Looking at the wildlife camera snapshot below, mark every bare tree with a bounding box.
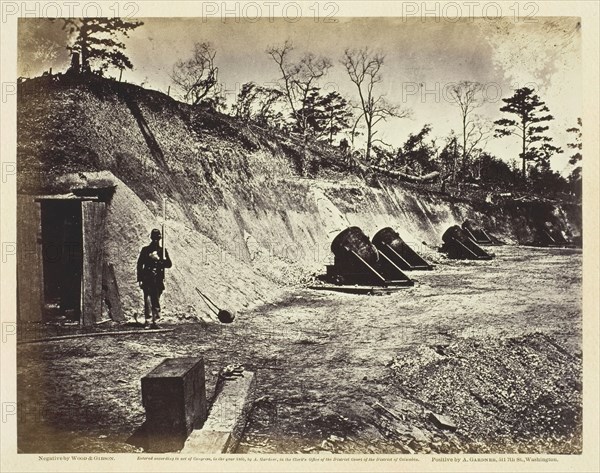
[464,115,494,179]
[447,81,485,182]
[171,42,219,105]
[341,47,409,161]
[266,40,332,135]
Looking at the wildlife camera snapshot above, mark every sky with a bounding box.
[18,16,582,175]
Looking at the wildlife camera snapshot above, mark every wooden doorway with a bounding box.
[40,200,83,322]
[17,195,107,326]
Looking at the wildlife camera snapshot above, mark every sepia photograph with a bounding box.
[1,1,598,471]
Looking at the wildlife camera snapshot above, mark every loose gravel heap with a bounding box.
[388,333,582,453]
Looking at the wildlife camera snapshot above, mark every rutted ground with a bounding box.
[17,246,582,454]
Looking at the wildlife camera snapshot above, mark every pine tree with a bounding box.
[299,89,353,144]
[395,124,438,174]
[63,18,143,75]
[266,41,332,135]
[318,91,354,145]
[567,118,582,198]
[566,118,582,165]
[494,87,562,180]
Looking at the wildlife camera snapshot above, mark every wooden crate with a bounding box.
[141,357,208,452]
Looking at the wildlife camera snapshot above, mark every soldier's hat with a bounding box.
[150,228,162,239]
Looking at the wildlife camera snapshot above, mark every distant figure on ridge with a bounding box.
[137,228,172,328]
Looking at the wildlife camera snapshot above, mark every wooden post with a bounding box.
[17,197,44,322]
[162,198,166,283]
[102,261,124,322]
[81,201,106,325]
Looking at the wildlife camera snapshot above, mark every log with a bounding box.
[428,412,457,432]
[371,165,440,183]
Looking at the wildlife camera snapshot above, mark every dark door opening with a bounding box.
[40,200,83,321]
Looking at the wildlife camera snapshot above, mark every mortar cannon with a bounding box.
[462,219,496,245]
[441,225,494,260]
[328,227,413,286]
[533,220,572,247]
[372,227,433,270]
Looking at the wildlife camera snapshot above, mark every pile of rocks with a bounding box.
[388,333,582,454]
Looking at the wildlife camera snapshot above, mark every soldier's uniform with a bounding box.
[137,229,172,327]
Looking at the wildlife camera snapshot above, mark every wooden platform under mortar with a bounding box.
[307,284,413,295]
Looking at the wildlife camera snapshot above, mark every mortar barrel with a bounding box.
[462,219,478,234]
[442,225,470,245]
[372,227,404,251]
[373,227,431,269]
[331,226,379,266]
[442,225,493,259]
[462,219,491,243]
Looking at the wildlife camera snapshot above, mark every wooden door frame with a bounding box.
[29,195,105,326]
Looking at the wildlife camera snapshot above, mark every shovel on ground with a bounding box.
[195,287,235,324]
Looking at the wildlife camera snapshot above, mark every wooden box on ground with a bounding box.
[141,357,207,452]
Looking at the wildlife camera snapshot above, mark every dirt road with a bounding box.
[17,246,582,454]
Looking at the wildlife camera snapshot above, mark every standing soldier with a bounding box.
[137,228,172,328]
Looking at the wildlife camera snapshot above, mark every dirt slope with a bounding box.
[17,75,581,319]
